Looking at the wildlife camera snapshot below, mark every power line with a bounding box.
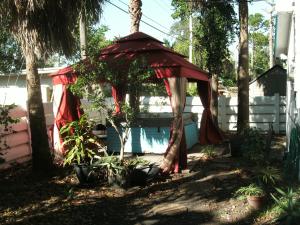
[153,0,170,12]
[116,0,170,32]
[107,1,188,43]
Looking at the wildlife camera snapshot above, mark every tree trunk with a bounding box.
[210,74,218,126]
[129,0,142,113]
[25,48,53,173]
[79,9,87,59]
[129,0,142,33]
[237,0,249,133]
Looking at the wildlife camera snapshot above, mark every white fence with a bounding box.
[0,94,286,169]
[84,94,286,134]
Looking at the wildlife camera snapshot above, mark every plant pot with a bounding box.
[247,195,265,209]
[74,164,94,184]
[107,171,128,188]
[129,165,160,186]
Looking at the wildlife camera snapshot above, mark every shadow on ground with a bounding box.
[0,136,286,225]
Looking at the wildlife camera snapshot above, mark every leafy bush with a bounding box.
[240,127,265,163]
[0,104,19,164]
[235,183,265,199]
[255,166,282,185]
[201,145,217,159]
[271,188,300,224]
[60,114,104,166]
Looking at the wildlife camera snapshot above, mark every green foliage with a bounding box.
[60,114,102,166]
[249,13,269,78]
[93,155,150,176]
[220,77,236,87]
[219,57,236,87]
[140,83,167,96]
[171,0,237,80]
[0,20,23,73]
[240,127,265,163]
[70,56,154,160]
[255,166,282,185]
[284,125,300,180]
[87,25,112,56]
[171,0,192,20]
[186,83,198,96]
[124,157,150,170]
[235,183,265,198]
[193,1,237,76]
[201,145,217,158]
[271,188,300,224]
[169,19,189,57]
[94,155,125,176]
[0,104,19,164]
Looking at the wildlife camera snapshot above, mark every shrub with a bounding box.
[240,127,265,163]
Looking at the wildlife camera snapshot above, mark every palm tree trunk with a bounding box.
[129,0,142,33]
[25,48,53,173]
[237,0,249,133]
[129,0,142,113]
[210,74,218,125]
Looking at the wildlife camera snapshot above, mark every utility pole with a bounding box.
[268,1,275,68]
[79,8,87,59]
[189,14,193,63]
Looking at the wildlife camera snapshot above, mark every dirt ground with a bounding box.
[0,135,287,225]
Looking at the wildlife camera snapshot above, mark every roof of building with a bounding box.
[0,67,64,76]
[249,65,286,85]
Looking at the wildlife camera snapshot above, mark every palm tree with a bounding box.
[128,0,142,113]
[237,0,249,132]
[129,0,142,33]
[0,0,104,174]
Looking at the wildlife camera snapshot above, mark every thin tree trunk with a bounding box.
[237,0,249,133]
[210,74,218,125]
[25,48,53,173]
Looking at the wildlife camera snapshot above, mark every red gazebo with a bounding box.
[50,32,223,173]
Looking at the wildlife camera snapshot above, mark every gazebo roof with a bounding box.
[50,32,209,83]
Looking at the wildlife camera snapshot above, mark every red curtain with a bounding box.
[111,85,126,113]
[197,81,223,144]
[161,78,187,173]
[55,88,83,154]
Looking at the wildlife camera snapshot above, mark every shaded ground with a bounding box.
[0,135,288,225]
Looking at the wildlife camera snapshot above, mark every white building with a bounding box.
[275,0,300,180]
[0,67,62,107]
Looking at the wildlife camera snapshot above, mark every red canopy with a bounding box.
[49,32,223,172]
[50,32,209,84]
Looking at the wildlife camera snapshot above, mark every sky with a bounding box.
[100,0,276,44]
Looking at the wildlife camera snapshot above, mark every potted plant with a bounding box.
[93,155,128,187]
[93,155,153,188]
[235,183,265,209]
[60,114,104,184]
